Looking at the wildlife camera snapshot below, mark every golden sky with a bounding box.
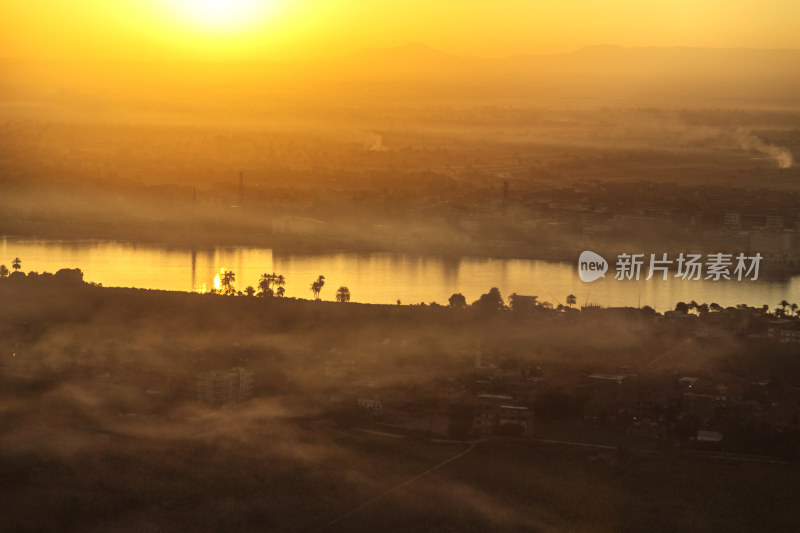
[2,0,800,61]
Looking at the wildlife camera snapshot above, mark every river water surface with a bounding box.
[2,236,799,312]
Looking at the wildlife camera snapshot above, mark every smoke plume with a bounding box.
[733,127,793,168]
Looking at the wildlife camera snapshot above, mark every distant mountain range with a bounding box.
[2,44,800,106]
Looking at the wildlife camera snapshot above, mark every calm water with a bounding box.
[2,236,799,312]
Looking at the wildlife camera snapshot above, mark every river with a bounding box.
[2,236,799,312]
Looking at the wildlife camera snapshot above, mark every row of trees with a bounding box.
[447,289,800,318]
[0,263,87,285]
[258,272,286,298]
[447,289,578,312]
[675,300,800,318]
[3,259,353,302]
[213,271,351,302]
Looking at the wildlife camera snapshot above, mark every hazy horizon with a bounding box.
[4,1,800,61]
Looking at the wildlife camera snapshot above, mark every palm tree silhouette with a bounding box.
[0,265,8,278]
[258,272,285,297]
[258,273,273,297]
[310,275,325,300]
[244,286,255,297]
[11,258,21,272]
[336,286,350,303]
[221,271,236,296]
[566,294,577,308]
[276,286,285,298]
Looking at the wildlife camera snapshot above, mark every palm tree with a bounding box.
[244,286,255,297]
[336,286,351,303]
[258,273,273,297]
[566,294,577,308]
[221,270,236,296]
[276,286,285,298]
[310,275,325,300]
[11,257,21,272]
[0,265,8,278]
[257,272,285,297]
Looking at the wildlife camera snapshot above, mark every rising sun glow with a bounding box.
[170,0,276,31]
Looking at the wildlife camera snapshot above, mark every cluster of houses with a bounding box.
[323,333,799,454]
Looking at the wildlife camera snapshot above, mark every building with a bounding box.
[197,367,254,406]
[357,398,383,415]
[724,212,741,230]
[582,373,638,425]
[682,392,724,424]
[768,323,800,343]
[692,430,724,451]
[498,405,531,432]
[472,394,532,435]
